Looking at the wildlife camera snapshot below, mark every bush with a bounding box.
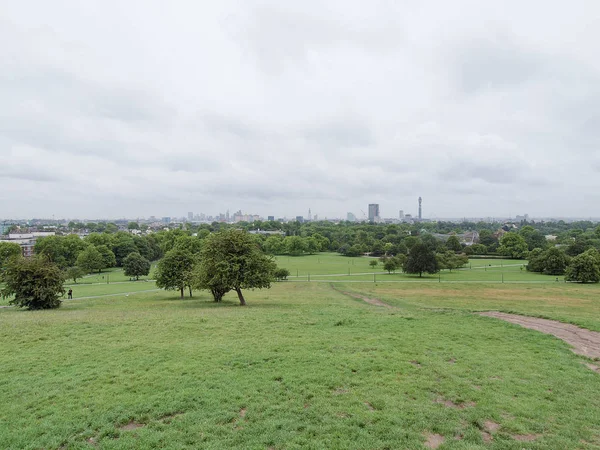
[274,268,290,281]
[1,256,65,310]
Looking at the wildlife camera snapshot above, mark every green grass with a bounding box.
[1,281,600,449]
[276,253,559,283]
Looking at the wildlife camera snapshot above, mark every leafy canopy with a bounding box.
[195,229,276,305]
[1,256,65,310]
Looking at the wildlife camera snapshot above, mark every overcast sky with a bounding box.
[1,1,599,220]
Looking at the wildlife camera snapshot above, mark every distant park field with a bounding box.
[1,253,599,448]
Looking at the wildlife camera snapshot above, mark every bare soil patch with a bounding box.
[484,420,500,432]
[334,287,394,308]
[434,397,476,409]
[480,312,600,359]
[119,421,145,431]
[424,432,445,449]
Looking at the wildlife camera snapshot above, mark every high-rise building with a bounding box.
[187,212,193,221]
[267,216,275,221]
[418,197,422,220]
[296,216,304,223]
[399,210,404,220]
[347,212,356,222]
[308,208,312,221]
[368,204,380,222]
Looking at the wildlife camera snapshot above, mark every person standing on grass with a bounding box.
[68,289,73,299]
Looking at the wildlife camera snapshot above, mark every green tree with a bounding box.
[96,245,117,269]
[274,268,290,281]
[284,236,308,256]
[470,243,487,255]
[404,243,439,277]
[437,251,468,272]
[128,222,140,230]
[0,242,21,268]
[446,235,462,252]
[542,247,570,275]
[519,226,548,251]
[369,260,378,269]
[195,229,276,305]
[526,248,545,273]
[77,246,104,273]
[111,233,138,266]
[383,258,399,274]
[264,235,286,255]
[123,252,151,280]
[66,266,85,283]
[498,233,528,259]
[1,256,65,310]
[155,249,197,298]
[565,249,600,283]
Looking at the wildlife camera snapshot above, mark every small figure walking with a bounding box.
[68,289,73,299]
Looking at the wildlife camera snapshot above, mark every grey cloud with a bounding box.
[451,35,545,94]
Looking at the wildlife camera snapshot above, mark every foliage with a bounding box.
[446,235,462,252]
[437,251,468,272]
[96,245,117,269]
[565,249,600,283]
[274,268,290,281]
[195,229,276,305]
[498,233,529,259]
[404,243,439,277]
[1,256,65,309]
[0,241,22,268]
[369,260,378,269]
[469,243,487,255]
[155,249,197,298]
[123,252,151,280]
[285,236,308,256]
[66,266,86,283]
[76,246,104,273]
[527,247,570,275]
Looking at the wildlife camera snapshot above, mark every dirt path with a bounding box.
[333,286,394,308]
[480,312,600,359]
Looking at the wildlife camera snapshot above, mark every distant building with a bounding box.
[1,231,56,257]
[399,210,404,220]
[296,216,304,223]
[347,212,356,222]
[187,212,193,221]
[267,216,275,221]
[368,204,380,222]
[308,209,312,221]
[162,217,171,224]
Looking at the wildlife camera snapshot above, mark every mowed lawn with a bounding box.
[1,281,600,449]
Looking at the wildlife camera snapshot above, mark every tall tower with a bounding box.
[308,208,312,221]
[418,197,422,220]
[368,204,380,222]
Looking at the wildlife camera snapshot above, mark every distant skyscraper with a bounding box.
[296,216,304,223]
[399,210,404,220]
[368,204,380,222]
[188,212,193,221]
[347,212,356,222]
[308,208,312,221]
[418,197,422,220]
[268,216,275,221]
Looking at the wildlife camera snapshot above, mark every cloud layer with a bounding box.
[1,0,600,219]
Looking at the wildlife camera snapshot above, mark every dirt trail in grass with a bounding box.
[332,286,394,308]
[480,312,600,359]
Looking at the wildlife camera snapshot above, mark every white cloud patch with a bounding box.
[1,0,600,219]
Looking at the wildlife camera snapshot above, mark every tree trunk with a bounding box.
[419,272,422,277]
[189,286,192,297]
[235,287,246,306]
[180,287,184,298]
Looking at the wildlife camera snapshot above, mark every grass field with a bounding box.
[1,254,600,449]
